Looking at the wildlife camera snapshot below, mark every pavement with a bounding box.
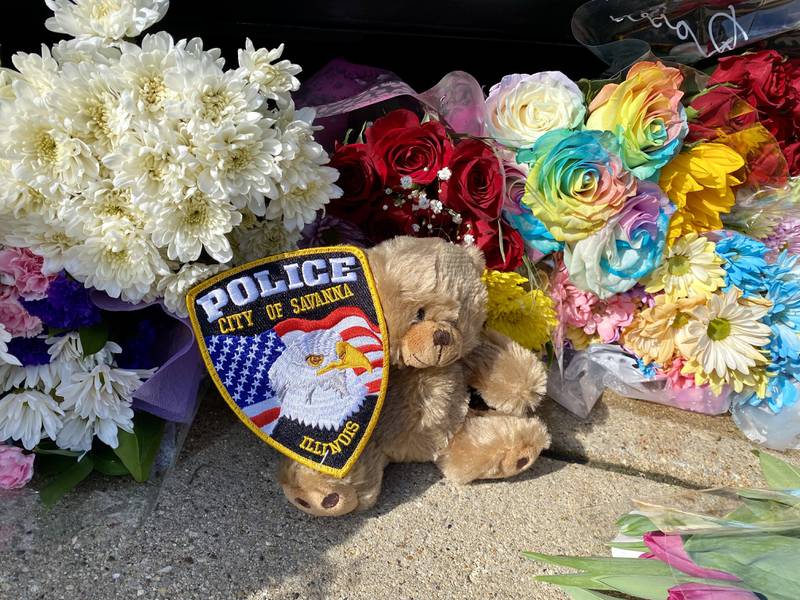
[2,388,798,600]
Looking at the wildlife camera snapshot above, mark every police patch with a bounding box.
[186,247,388,478]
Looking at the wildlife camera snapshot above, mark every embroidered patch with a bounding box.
[186,247,388,478]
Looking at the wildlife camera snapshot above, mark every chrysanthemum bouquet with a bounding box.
[0,0,341,498]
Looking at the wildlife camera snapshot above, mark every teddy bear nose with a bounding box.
[433,329,452,347]
[322,492,340,508]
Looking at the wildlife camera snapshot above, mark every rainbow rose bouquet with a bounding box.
[480,55,800,449]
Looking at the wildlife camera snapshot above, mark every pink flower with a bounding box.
[550,258,636,345]
[582,294,636,343]
[667,583,759,599]
[0,287,42,337]
[661,356,697,391]
[0,248,52,301]
[0,445,34,490]
[644,532,739,581]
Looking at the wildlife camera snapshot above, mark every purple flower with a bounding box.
[6,336,51,366]
[667,583,760,599]
[299,214,370,249]
[643,532,738,581]
[20,274,101,330]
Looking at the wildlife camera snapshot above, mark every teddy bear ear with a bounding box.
[463,243,486,275]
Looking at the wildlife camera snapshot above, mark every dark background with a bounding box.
[4,1,605,90]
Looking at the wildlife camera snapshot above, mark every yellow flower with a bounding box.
[621,294,705,365]
[482,270,556,351]
[566,325,598,350]
[659,142,744,244]
[643,233,726,300]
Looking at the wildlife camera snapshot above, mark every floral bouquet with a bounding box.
[467,51,800,450]
[526,449,800,599]
[0,0,341,504]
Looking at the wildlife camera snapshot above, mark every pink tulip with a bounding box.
[643,532,739,581]
[0,445,34,490]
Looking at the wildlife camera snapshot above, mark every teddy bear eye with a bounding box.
[416,308,426,321]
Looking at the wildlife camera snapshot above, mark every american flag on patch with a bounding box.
[204,306,383,435]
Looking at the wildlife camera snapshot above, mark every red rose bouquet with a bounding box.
[325,109,524,271]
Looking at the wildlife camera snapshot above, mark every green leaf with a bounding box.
[79,323,108,356]
[607,540,649,553]
[39,455,94,508]
[562,588,621,600]
[32,447,82,457]
[684,532,800,600]
[616,513,658,537]
[754,449,800,490]
[534,574,616,591]
[112,412,165,482]
[598,575,743,600]
[92,447,132,477]
[522,552,674,576]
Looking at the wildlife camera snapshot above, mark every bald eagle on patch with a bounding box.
[267,328,373,430]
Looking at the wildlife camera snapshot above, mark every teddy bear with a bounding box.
[279,236,550,516]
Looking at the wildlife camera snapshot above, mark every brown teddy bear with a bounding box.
[279,236,550,516]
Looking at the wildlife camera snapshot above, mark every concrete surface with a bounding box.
[541,390,799,488]
[1,389,796,600]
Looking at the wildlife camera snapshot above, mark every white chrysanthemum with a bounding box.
[47,331,84,363]
[62,178,145,239]
[55,414,95,452]
[65,228,169,302]
[0,323,21,367]
[56,361,153,449]
[10,45,60,95]
[51,37,122,66]
[165,52,262,131]
[103,121,194,204]
[237,39,301,106]
[3,96,99,199]
[49,61,130,154]
[0,161,63,223]
[116,31,179,117]
[2,215,81,275]
[230,212,300,266]
[45,0,169,41]
[156,262,226,317]
[0,389,64,450]
[148,188,240,263]
[0,69,20,102]
[197,120,281,214]
[266,172,341,232]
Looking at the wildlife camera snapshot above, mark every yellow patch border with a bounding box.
[185,245,389,479]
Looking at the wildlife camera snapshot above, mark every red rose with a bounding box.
[782,140,800,177]
[687,87,758,143]
[464,217,524,271]
[365,201,415,244]
[366,109,453,187]
[327,143,382,225]
[440,139,503,221]
[709,50,792,111]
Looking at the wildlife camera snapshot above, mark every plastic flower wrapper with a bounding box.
[525,450,800,599]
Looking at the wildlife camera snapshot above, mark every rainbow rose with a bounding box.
[565,181,674,298]
[586,61,687,179]
[518,129,635,243]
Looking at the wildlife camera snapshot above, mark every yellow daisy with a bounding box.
[482,270,556,351]
[676,288,772,395]
[643,233,726,300]
[659,142,744,244]
[621,294,705,365]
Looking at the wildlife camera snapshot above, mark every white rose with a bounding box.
[485,71,586,148]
